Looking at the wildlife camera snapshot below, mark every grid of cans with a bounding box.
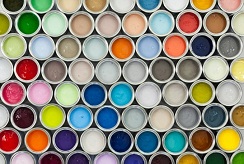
[0,0,244,164]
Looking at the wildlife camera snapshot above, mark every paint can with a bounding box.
[136,0,162,13]
[0,57,13,83]
[216,80,242,106]
[122,105,148,132]
[25,127,51,154]
[203,9,230,36]
[10,151,36,164]
[1,80,26,106]
[1,0,26,15]
[232,11,244,36]
[69,11,94,38]
[108,128,134,155]
[80,128,106,155]
[121,152,147,164]
[95,58,121,85]
[230,150,244,164]
[81,82,107,108]
[110,0,135,14]
[29,0,54,14]
[11,104,37,131]
[175,104,201,131]
[0,153,6,164]
[95,105,120,132]
[67,105,93,131]
[14,56,40,83]
[202,103,228,130]
[149,105,174,132]
[38,151,64,164]
[136,34,162,61]
[217,33,243,60]
[218,0,243,14]
[176,56,202,83]
[0,128,21,154]
[149,151,175,164]
[204,150,229,164]
[163,0,189,12]
[41,58,67,84]
[109,82,134,108]
[66,151,91,164]
[94,152,119,164]
[135,82,161,108]
[230,104,244,129]
[230,57,244,83]
[176,152,202,164]
[190,0,216,13]
[83,0,109,14]
[52,127,79,154]
[83,35,108,61]
[56,0,82,14]
[149,57,175,83]
[0,104,9,130]
[0,12,12,37]
[135,128,161,155]
[29,34,55,61]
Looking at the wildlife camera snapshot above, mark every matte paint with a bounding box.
[123,13,146,36]
[124,154,144,164]
[16,58,38,81]
[192,0,214,10]
[0,105,9,129]
[11,152,35,164]
[111,38,133,60]
[43,60,66,83]
[164,131,186,153]
[13,106,34,129]
[84,0,107,13]
[40,153,62,164]
[204,105,226,128]
[3,0,24,12]
[110,131,132,153]
[179,12,199,33]
[2,82,25,105]
[97,107,118,130]
[26,129,49,152]
[165,35,186,58]
[0,14,10,35]
[231,59,244,82]
[0,129,19,152]
[178,58,200,81]
[232,13,244,36]
[138,0,160,10]
[84,84,105,106]
[55,129,77,151]
[164,0,188,12]
[68,153,89,164]
[151,59,173,81]
[137,131,158,153]
[58,38,80,60]
[179,154,199,164]
[30,0,53,12]
[110,0,135,13]
[191,130,213,151]
[232,105,244,127]
[219,0,242,12]
[57,0,81,13]
[151,154,172,164]
[219,35,241,58]
[17,12,39,35]
[192,36,213,57]
[95,152,118,164]
[206,152,227,164]
[0,57,13,82]
[206,13,226,34]
[177,106,200,129]
[192,82,213,104]
[232,152,244,164]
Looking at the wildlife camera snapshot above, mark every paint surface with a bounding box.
[232,106,244,127]
[165,35,186,58]
[84,0,107,12]
[13,106,34,129]
[192,35,213,57]
[0,14,10,35]
[231,59,244,82]
[192,0,214,10]
[3,0,24,12]
[84,84,105,106]
[150,12,173,36]
[11,152,35,164]
[219,35,241,58]
[97,107,118,130]
[204,105,226,128]
[0,154,4,164]
[26,129,49,152]
[84,37,107,61]
[164,0,188,11]
[96,60,120,84]
[137,35,160,60]
[138,0,160,10]
[95,153,118,164]
[43,12,67,36]
[70,60,93,84]
[2,82,24,105]
[204,57,228,81]
[124,13,146,36]
[217,128,241,151]
[17,12,39,35]
[137,131,158,153]
[206,13,226,34]
[111,38,133,60]
[58,38,79,60]
[30,35,54,60]
[30,0,53,12]
[0,106,9,129]
[124,154,144,164]
[178,154,199,164]
[219,0,241,12]
[191,130,213,151]
[110,83,133,107]
[41,105,64,129]
[123,106,146,131]
[68,153,89,164]
[206,152,227,164]
[177,106,199,129]
[151,154,172,164]
[2,35,25,59]
[178,58,200,81]
[232,13,244,35]
[56,83,79,107]
[110,131,131,153]
[151,59,173,81]
[110,0,134,13]
[164,131,186,153]
[44,60,66,83]
[69,106,92,130]
[55,130,77,151]
[40,153,62,164]
[57,0,81,13]
[192,82,212,104]
[71,14,92,37]
[150,106,173,131]
[232,152,244,164]
[0,58,12,82]
[16,59,38,81]
[0,130,19,152]
[28,81,52,105]
[179,12,199,33]
[97,13,119,37]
